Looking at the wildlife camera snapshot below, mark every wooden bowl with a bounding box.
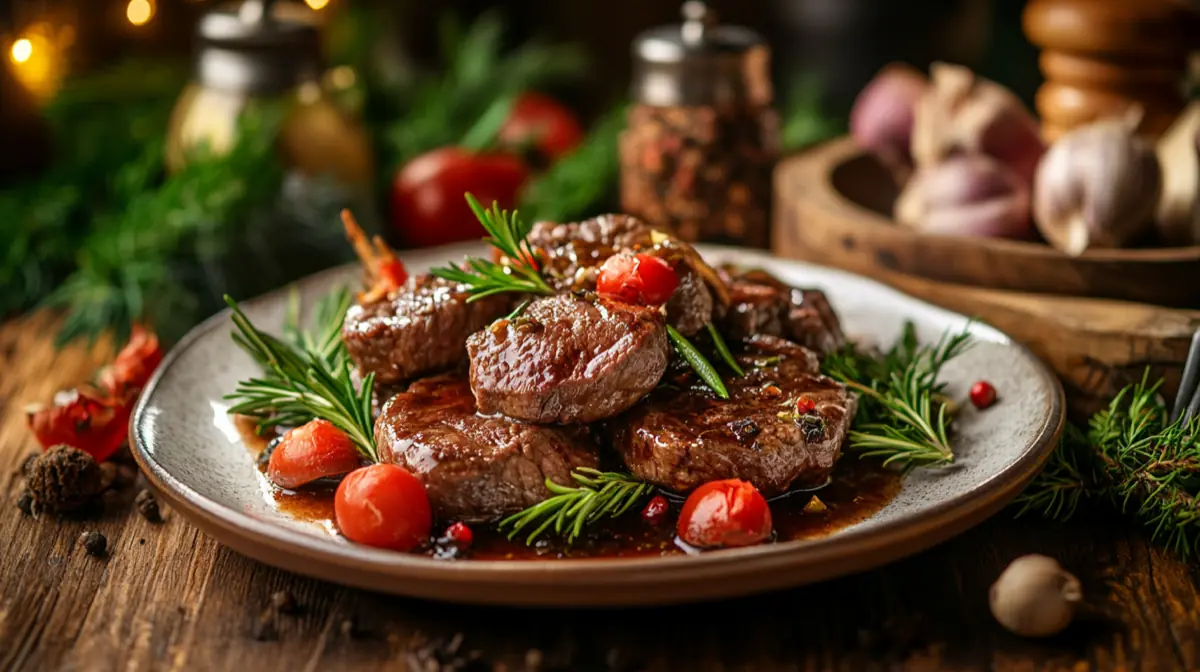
[772,136,1200,308]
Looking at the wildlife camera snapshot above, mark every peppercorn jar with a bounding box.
[621,1,779,248]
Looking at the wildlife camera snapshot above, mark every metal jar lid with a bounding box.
[631,1,772,107]
[195,0,321,94]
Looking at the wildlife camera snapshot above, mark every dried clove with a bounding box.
[27,446,104,514]
[16,490,33,516]
[253,607,279,641]
[270,590,298,615]
[135,489,162,523]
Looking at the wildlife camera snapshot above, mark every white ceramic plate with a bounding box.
[131,243,1063,606]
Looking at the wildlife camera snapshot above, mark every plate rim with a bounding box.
[130,254,1065,606]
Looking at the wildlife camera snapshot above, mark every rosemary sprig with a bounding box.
[706,323,745,377]
[1016,372,1200,556]
[498,469,653,545]
[429,194,554,301]
[667,325,730,399]
[822,322,972,471]
[224,293,377,461]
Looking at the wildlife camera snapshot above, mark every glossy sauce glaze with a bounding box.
[248,419,901,561]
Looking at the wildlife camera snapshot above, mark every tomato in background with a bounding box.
[499,92,584,162]
[26,388,131,462]
[390,147,528,248]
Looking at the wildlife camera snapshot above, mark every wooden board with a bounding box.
[773,136,1200,308]
[774,138,1200,417]
[6,313,1200,670]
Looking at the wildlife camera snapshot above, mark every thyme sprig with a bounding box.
[224,291,377,462]
[499,469,653,545]
[1016,373,1200,557]
[429,194,554,301]
[822,322,972,471]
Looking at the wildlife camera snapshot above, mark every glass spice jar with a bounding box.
[620,1,779,248]
[166,0,372,189]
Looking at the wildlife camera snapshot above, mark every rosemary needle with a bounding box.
[499,469,652,545]
[667,325,729,399]
[706,323,745,376]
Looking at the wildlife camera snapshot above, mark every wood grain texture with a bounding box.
[2,312,1200,671]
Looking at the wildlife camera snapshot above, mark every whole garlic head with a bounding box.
[895,154,1032,239]
[989,554,1082,638]
[1033,110,1162,256]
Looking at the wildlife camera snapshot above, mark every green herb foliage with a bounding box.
[498,469,653,545]
[667,325,730,399]
[706,323,746,377]
[429,195,555,300]
[1016,373,1200,557]
[224,291,377,461]
[520,104,626,223]
[822,322,972,471]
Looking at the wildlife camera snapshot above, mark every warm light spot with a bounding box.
[126,0,154,26]
[10,38,32,64]
[305,0,331,9]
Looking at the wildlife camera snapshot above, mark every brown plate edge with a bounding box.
[130,262,1066,608]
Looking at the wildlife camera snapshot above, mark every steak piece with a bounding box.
[467,294,669,424]
[342,274,511,385]
[609,336,855,496]
[528,215,713,335]
[376,375,599,522]
[716,268,845,355]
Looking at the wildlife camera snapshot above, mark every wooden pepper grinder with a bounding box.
[1023,0,1200,142]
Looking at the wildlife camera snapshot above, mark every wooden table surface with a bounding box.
[3,311,1200,672]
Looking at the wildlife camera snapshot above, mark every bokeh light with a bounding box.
[10,38,32,64]
[305,0,331,10]
[127,0,155,26]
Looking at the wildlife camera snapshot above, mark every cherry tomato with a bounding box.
[597,253,680,306]
[267,419,363,490]
[677,479,772,549]
[98,324,163,395]
[335,464,432,552]
[498,92,584,161]
[390,147,529,248]
[26,387,131,462]
[970,380,997,409]
[641,495,670,526]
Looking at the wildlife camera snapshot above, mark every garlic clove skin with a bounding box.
[989,554,1082,638]
[850,63,928,179]
[1155,102,1200,246]
[1033,113,1162,256]
[911,63,1045,187]
[895,154,1033,239]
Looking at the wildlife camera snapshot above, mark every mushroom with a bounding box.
[989,554,1082,637]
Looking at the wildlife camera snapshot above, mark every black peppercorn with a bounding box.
[135,488,162,523]
[27,446,103,514]
[81,530,107,557]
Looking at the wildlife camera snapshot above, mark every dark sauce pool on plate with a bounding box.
[237,416,901,560]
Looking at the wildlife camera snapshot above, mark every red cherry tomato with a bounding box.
[390,147,529,248]
[443,521,474,550]
[378,258,409,289]
[970,380,997,409]
[498,92,584,161]
[267,419,363,490]
[596,253,680,306]
[26,388,131,462]
[98,324,163,395]
[335,464,432,552]
[795,396,816,414]
[677,479,773,549]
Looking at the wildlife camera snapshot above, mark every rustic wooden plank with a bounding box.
[2,313,1199,671]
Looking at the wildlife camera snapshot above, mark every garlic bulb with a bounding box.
[989,554,1081,637]
[1033,110,1162,255]
[1155,103,1200,246]
[850,63,928,178]
[911,62,1045,187]
[895,154,1032,239]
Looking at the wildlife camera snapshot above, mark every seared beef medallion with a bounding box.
[375,375,599,522]
[528,215,714,335]
[716,268,845,355]
[342,274,511,385]
[609,335,855,497]
[467,294,669,424]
